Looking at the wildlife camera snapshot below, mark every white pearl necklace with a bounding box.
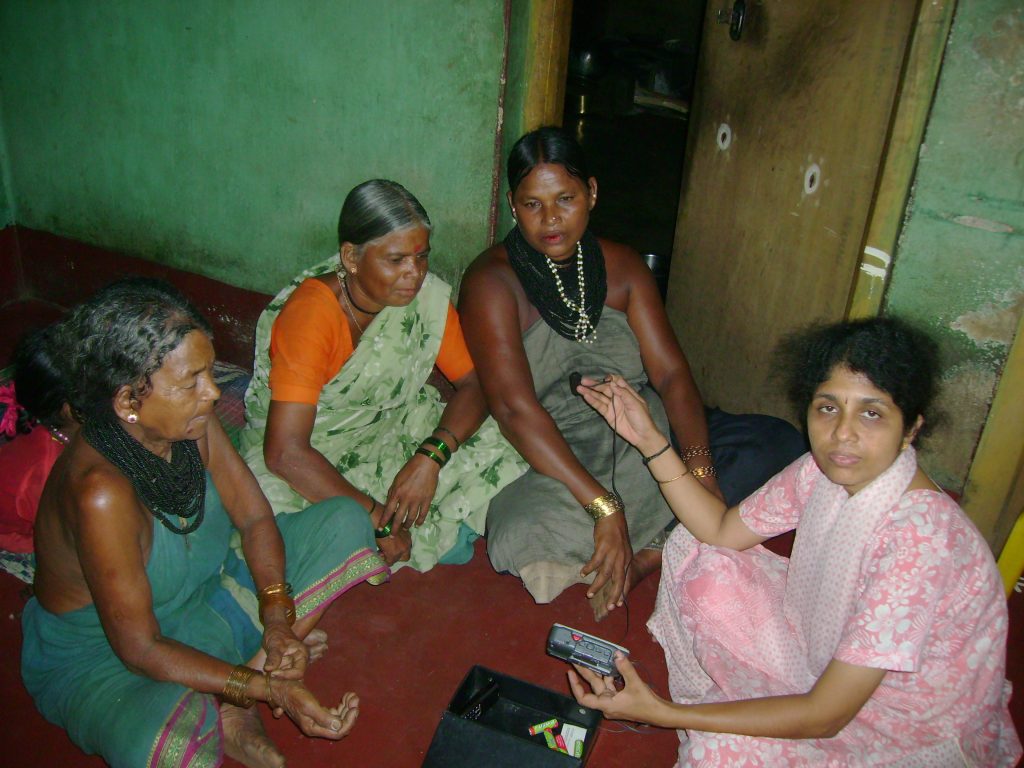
[545,240,597,343]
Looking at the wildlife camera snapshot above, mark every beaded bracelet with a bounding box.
[681,445,713,461]
[416,445,448,468]
[583,491,624,522]
[641,443,671,466]
[222,664,259,708]
[690,465,718,479]
[434,426,461,450]
[258,582,296,626]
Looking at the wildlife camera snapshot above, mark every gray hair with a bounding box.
[337,179,432,248]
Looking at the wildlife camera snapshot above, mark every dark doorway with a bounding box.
[562,0,705,297]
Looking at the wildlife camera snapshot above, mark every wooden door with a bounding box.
[666,1,919,420]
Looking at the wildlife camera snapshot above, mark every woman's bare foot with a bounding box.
[221,702,286,768]
[303,629,328,664]
[588,548,663,622]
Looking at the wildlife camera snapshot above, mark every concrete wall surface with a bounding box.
[885,0,1024,490]
[0,1,507,292]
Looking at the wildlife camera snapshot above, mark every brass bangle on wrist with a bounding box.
[655,467,692,485]
[258,582,296,626]
[265,672,282,711]
[584,491,624,522]
[223,664,259,708]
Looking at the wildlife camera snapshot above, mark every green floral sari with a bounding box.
[239,256,525,572]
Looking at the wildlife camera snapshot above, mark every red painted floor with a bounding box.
[1,298,1021,767]
[1,539,679,767]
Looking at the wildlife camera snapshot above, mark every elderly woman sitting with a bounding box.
[22,279,387,768]
[239,179,524,571]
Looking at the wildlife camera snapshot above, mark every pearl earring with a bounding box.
[127,411,138,424]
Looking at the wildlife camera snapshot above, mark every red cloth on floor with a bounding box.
[0,426,63,552]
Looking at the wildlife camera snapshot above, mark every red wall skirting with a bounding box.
[1,226,269,370]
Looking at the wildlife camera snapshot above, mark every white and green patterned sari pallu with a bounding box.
[240,255,526,572]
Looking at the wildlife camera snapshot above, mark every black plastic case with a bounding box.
[422,666,603,767]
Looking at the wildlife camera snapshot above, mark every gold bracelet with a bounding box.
[655,468,692,485]
[266,672,282,711]
[690,465,718,479]
[258,582,296,626]
[584,491,624,522]
[222,664,259,708]
[681,445,713,461]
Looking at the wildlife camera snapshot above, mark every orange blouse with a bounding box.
[268,278,474,405]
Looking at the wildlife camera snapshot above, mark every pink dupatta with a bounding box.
[785,446,917,676]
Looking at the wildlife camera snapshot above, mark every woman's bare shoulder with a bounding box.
[461,243,520,298]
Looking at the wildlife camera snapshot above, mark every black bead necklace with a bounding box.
[83,417,206,535]
[505,226,607,343]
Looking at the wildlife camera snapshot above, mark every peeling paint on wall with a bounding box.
[950,291,1024,347]
[924,363,999,491]
[883,0,1024,490]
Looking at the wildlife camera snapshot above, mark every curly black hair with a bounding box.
[60,278,212,422]
[779,317,940,437]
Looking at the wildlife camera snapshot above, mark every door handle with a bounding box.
[716,0,747,41]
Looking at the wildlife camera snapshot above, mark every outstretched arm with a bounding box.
[459,256,631,612]
[570,653,885,740]
[612,245,722,499]
[580,376,762,550]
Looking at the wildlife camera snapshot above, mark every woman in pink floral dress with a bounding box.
[569,318,1020,766]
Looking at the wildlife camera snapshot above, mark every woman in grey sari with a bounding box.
[460,128,803,620]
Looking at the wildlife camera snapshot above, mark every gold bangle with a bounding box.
[584,491,624,522]
[222,664,259,708]
[681,445,713,461]
[258,582,296,626]
[266,672,282,711]
[690,465,718,479]
[655,468,691,485]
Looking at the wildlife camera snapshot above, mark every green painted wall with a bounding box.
[0,1,508,292]
[0,98,12,227]
[496,0,533,241]
[884,0,1024,490]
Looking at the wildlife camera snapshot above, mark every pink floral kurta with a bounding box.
[648,452,1021,766]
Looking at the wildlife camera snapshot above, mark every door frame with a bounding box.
[521,0,573,130]
[522,0,1018,554]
